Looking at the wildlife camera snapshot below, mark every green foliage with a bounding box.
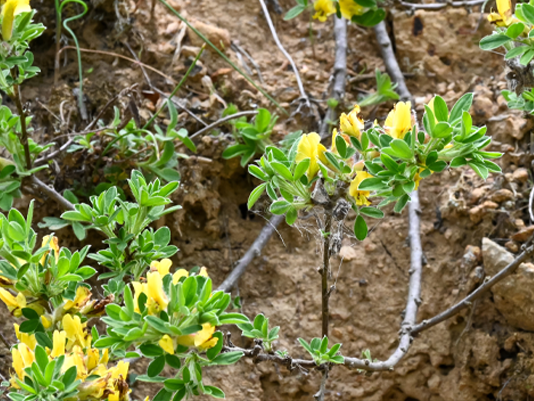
[358,69,400,107]
[237,313,280,352]
[298,336,344,365]
[222,106,278,166]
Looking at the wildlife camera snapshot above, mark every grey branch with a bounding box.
[217,214,284,292]
[412,241,534,335]
[398,0,485,10]
[320,17,347,139]
[189,111,259,140]
[30,176,75,211]
[258,0,310,107]
[373,21,412,102]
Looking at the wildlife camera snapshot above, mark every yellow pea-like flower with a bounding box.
[296,133,328,179]
[150,259,172,277]
[172,268,189,284]
[1,0,31,41]
[338,0,365,20]
[176,323,218,351]
[349,171,373,206]
[313,0,336,22]
[488,0,517,27]
[0,288,26,316]
[159,334,175,354]
[339,105,364,138]
[14,323,36,350]
[384,101,413,140]
[50,330,66,358]
[64,285,92,311]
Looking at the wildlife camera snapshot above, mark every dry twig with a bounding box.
[217,215,284,292]
[398,0,485,10]
[189,111,259,140]
[30,176,75,211]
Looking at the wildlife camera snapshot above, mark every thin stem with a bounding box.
[157,0,288,115]
[188,110,259,141]
[258,0,310,108]
[321,213,333,338]
[12,82,32,170]
[142,45,205,130]
[30,176,75,211]
[54,0,61,85]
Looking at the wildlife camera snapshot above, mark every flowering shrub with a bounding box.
[248,96,501,239]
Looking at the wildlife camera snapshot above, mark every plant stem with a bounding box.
[143,46,205,130]
[12,83,32,170]
[54,0,61,85]
[321,213,333,338]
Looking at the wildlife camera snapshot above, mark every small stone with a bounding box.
[482,201,499,209]
[512,225,534,242]
[339,246,358,261]
[505,241,519,253]
[165,21,181,35]
[470,187,488,204]
[428,374,441,393]
[515,219,526,229]
[364,242,377,253]
[490,189,514,203]
[331,328,343,339]
[189,20,231,50]
[512,168,529,183]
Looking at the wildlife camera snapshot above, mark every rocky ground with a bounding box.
[1,0,533,400]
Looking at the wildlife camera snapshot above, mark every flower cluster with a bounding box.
[313,0,365,22]
[248,94,500,239]
[10,313,130,401]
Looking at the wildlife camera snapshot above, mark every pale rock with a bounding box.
[490,189,514,203]
[512,167,529,183]
[505,241,519,253]
[472,96,495,120]
[428,374,441,394]
[482,238,534,331]
[189,20,231,50]
[339,245,358,261]
[511,225,534,242]
[469,186,488,204]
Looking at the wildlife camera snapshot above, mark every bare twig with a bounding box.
[189,111,259,140]
[231,42,265,84]
[11,83,32,170]
[86,84,139,131]
[29,176,75,211]
[529,185,534,224]
[412,241,534,336]
[257,0,310,109]
[321,213,333,338]
[320,17,347,140]
[373,21,412,102]
[0,330,11,349]
[217,215,284,292]
[314,368,328,401]
[398,0,485,10]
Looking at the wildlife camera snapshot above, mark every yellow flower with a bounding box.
[14,323,36,350]
[147,271,168,313]
[296,133,328,179]
[172,269,189,284]
[159,334,175,354]
[339,105,364,138]
[339,0,365,20]
[488,0,516,27]
[176,323,218,351]
[41,315,52,329]
[132,272,169,315]
[40,235,60,265]
[384,101,413,140]
[10,342,34,387]
[199,266,209,277]
[150,259,172,276]
[349,171,373,206]
[62,314,91,349]
[50,330,66,358]
[1,0,30,41]
[313,0,336,22]
[62,345,87,380]
[106,361,130,401]
[64,285,92,311]
[0,288,25,317]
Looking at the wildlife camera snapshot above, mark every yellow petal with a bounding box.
[51,330,66,358]
[159,334,175,354]
[199,266,209,277]
[147,272,168,312]
[151,259,172,277]
[1,0,31,40]
[194,323,216,349]
[338,0,365,19]
[41,315,52,329]
[349,171,373,206]
[0,287,17,308]
[313,0,336,21]
[172,269,189,284]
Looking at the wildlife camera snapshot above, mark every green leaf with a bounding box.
[354,0,376,6]
[285,207,298,225]
[390,139,413,159]
[255,109,271,132]
[148,355,166,377]
[145,316,173,334]
[153,388,173,401]
[207,332,224,360]
[450,156,467,168]
[271,162,293,181]
[358,177,385,191]
[520,49,534,66]
[270,200,291,215]
[433,96,449,122]
[293,158,310,181]
[354,215,368,241]
[394,194,410,213]
[205,386,225,399]
[284,5,306,20]
[468,162,489,180]
[352,8,386,27]
[479,34,511,50]
[247,184,266,210]
[249,165,269,181]
[165,354,182,370]
[449,93,473,123]
[505,22,525,39]
[209,351,243,365]
[335,134,348,158]
[522,3,534,25]
[427,161,447,172]
[506,46,530,60]
[380,153,398,172]
[432,122,453,138]
[359,207,384,219]
[140,344,164,357]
